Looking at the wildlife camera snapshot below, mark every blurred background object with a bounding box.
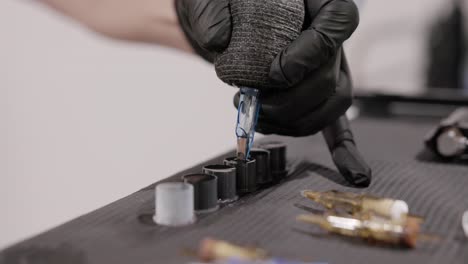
[347,0,458,95]
[0,0,236,249]
[348,0,468,118]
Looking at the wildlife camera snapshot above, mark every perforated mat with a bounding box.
[1,117,467,264]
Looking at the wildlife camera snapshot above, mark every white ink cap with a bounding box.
[153,182,195,226]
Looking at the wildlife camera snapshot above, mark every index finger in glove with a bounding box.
[269,0,359,87]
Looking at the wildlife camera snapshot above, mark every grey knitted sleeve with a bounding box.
[214,0,305,90]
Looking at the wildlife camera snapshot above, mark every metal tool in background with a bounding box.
[425,107,468,159]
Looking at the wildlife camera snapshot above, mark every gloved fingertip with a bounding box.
[346,170,372,188]
[331,142,372,188]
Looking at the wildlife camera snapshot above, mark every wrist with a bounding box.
[157,0,179,25]
[148,0,193,51]
[39,0,192,52]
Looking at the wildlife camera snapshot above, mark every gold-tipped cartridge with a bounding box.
[198,238,268,262]
[297,213,421,248]
[301,190,409,221]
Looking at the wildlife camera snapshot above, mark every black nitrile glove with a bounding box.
[176,0,359,136]
[175,0,231,63]
[323,116,372,187]
[175,0,372,187]
[237,0,359,135]
[238,49,352,137]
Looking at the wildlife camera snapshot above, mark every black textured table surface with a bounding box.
[1,117,468,264]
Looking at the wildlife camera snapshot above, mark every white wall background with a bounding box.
[1,1,238,249]
[347,0,451,95]
[1,0,459,251]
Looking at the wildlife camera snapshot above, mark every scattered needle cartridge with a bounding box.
[198,238,268,262]
[301,190,409,222]
[297,213,422,248]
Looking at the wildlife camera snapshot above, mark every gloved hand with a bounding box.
[176,0,358,136]
[175,0,371,187]
[175,0,231,63]
[240,49,352,137]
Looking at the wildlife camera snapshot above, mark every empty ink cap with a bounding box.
[259,142,287,181]
[250,148,272,186]
[224,157,257,194]
[153,182,195,226]
[182,174,219,213]
[202,165,238,203]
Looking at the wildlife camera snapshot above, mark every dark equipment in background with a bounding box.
[427,0,465,89]
[425,107,468,159]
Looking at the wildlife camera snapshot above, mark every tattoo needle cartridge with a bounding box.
[301,190,409,222]
[297,213,423,248]
[236,88,261,160]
